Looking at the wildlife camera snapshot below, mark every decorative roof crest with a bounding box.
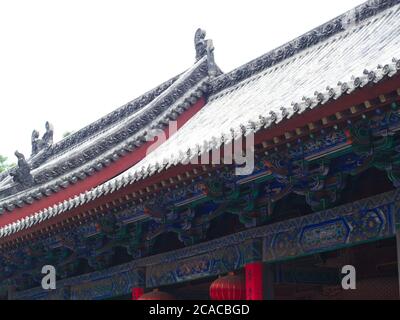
[9,151,34,187]
[194,28,218,77]
[31,121,54,157]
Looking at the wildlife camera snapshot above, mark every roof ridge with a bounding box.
[0,73,180,184]
[210,0,400,95]
[31,74,181,169]
[0,57,211,211]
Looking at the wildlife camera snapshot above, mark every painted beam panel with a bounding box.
[146,239,261,288]
[263,190,398,262]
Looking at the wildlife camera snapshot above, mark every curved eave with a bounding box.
[0,57,211,214]
[0,95,206,228]
[1,69,399,244]
[0,75,179,184]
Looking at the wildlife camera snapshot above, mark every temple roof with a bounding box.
[0,55,213,211]
[0,75,178,186]
[136,1,400,171]
[1,0,400,238]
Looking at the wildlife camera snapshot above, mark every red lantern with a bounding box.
[210,272,246,300]
[131,287,144,300]
[138,288,175,300]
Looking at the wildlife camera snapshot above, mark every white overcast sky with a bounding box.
[0,0,365,162]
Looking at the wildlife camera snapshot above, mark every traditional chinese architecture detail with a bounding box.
[31,131,41,156]
[31,122,54,156]
[194,28,208,61]
[194,28,218,77]
[210,0,400,94]
[146,239,261,288]
[12,266,144,300]
[350,110,400,188]
[6,189,397,297]
[0,69,210,207]
[70,270,142,300]
[9,151,34,187]
[1,0,400,300]
[263,190,398,262]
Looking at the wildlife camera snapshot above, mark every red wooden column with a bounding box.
[245,262,263,300]
[131,287,144,300]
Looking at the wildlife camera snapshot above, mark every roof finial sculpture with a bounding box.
[10,151,34,187]
[43,121,54,146]
[194,28,217,77]
[194,28,207,61]
[31,121,54,156]
[31,130,41,155]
